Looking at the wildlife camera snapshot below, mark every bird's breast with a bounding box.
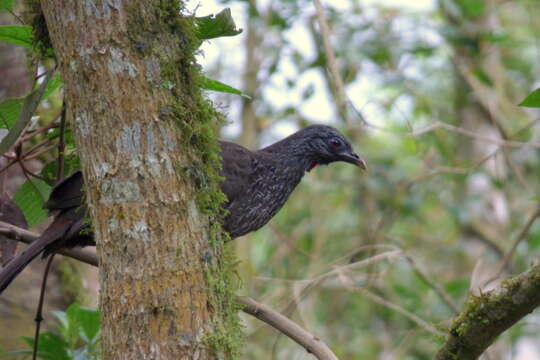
[224,163,304,238]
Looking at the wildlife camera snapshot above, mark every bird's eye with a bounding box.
[329,139,341,148]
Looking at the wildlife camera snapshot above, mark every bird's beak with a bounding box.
[339,151,367,170]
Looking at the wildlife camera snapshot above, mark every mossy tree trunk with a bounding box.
[40,1,240,359]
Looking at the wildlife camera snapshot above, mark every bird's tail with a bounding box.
[0,216,70,295]
[0,236,50,294]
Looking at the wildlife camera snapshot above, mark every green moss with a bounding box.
[24,0,54,58]
[139,2,244,357]
[451,294,486,337]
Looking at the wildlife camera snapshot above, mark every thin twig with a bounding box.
[32,254,55,360]
[409,121,540,149]
[0,158,18,176]
[7,10,25,25]
[240,297,339,360]
[23,137,55,157]
[19,154,48,181]
[280,250,403,318]
[484,202,540,286]
[345,281,444,336]
[312,0,351,125]
[24,145,57,162]
[405,256,460,314]
[22,121,60,141]
[19,162,46,202]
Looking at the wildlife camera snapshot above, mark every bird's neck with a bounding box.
[259,135,316,173]
[223,138,313,238]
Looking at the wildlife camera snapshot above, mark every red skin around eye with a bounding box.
[308,161,318,171]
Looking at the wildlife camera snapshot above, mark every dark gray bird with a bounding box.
[0,125,365,293]
[221,125,366,237]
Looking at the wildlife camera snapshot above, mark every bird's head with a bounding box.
[298,125,367,171]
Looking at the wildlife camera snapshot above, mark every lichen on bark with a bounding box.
[150,5,244,357]
[38,0,244,358]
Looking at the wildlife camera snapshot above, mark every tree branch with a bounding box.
[409,121,540,149]
[491,202,540,281]
[240,297,338,360]
[436,263,540,360]
[0,221,98,265]
[0,221,339,360]
[312,0,352,125]
[405,255,461,315]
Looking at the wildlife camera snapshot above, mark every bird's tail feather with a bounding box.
[0,216,70,294]
[0,237,50,294]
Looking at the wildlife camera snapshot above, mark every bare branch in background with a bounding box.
[240,297,339,360]
[312,0,352,125]
[405,256,461,314]
[483,202,540,287]
[337,270,445,336]
[409,121,540,149]
[0,222,339,360]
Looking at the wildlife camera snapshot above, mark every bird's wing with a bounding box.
[44,171,84,211]
[219,141,256,206]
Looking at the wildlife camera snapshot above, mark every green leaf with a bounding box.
[20,333,71,360]
[0,0,14,12]
[36,333,71,360]
[200,76,250,98]
[13,178,51,227]
[519,88,540,108]
[459,0,486,18]
[75,306,101,343]
[0,71,52,154]
[0,74,62,130]
[0,25,33,49]
[52,310,70,331]
[19,304,101,359]
[43,73,62,99]
[195,8,242,40]
[0,98,22,128]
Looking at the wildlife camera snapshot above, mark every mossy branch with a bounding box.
[436,263,540,360]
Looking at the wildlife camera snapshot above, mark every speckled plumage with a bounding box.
[220,141,307,238]
[0,125,364,293]
[220,125,364,238]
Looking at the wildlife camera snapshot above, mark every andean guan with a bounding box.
[0,125,365,294]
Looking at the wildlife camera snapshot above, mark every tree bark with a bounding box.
[40,1,237,359]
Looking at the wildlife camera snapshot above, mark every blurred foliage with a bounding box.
[3,304,100,360]
[0,25,32,50]
[206,0,540,358]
